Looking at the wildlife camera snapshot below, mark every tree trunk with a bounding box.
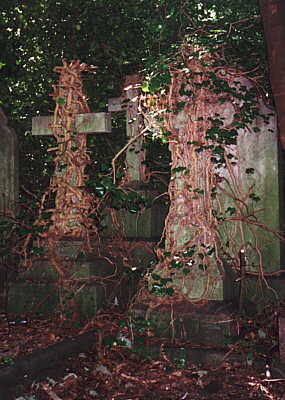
[259,0,285,149]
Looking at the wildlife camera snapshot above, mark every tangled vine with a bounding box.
[45,60,97,243]
[139,44,281,303]
[21,60,99,281]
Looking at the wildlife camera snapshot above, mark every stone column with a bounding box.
[0,109,18,216]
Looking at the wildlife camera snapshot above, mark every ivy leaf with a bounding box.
[56,97,66,105]
[225,207,236,215]
[249,193,261,202]
[151,273,161,281]
[172,166,187,173]
[141,81,149,93]
[193,188,204,195]
[182,268,191,275]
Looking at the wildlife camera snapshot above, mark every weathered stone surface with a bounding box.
[0,109,18,215]
[133,301,237,346]
[108,74,146,183]
[102,189,168,240]
[164,71,282,303]
[32,112,111,135]
[8,239,151,318]
[8,282,59,316]
[218,95,280,272]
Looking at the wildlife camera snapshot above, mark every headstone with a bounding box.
[134,51,284,346]
[107,75,168,240]
[9,62,116,319]
[165,78,280,303]
[0,109,18,216]
[108,74,146,183]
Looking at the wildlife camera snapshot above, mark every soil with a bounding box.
[0,310,284,400]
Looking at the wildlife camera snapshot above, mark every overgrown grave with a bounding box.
[106,74,168,241]
[0,109,18,315]
[8,61,144,320]
[132,45,285,347]
[0,109,18,218]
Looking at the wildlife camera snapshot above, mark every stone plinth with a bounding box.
[133,301,237,346]
[8,239,155,319]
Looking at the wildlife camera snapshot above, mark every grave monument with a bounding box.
[8,62,129,318]
[107,74,168,240]
[8,65,163,318]
[0,108,18,313]
[0,109,18,216]
[134,47,285,345]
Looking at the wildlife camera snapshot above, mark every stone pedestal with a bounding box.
[133,301,237,346]
[8,239,155,319]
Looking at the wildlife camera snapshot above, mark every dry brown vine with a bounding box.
[44,59,98,244]
[20,60,100,286]
[137,44,282,304]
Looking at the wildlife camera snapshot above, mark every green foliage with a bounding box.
[0,1,268,266]
[151,272,174,297]
[0,0,264,180]
[0,355,15,366]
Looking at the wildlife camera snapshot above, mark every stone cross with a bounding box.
[32,110,112,238]
[32,112,111,136]
[0,109,18,216]
[108,74,145,183]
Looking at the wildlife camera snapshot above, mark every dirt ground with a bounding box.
[0,310,284,400]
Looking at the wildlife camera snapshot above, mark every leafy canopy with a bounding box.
[0,0,265,194]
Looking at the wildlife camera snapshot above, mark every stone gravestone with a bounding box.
[0,109,18,313]
[165,78,281,305]
[9,59,122,319]
[8,76,154,318]
[107,74,168,241]
[8,110,114,318]
[134,58,284,347]
[176,75,280,301]
[108,74,146,183]
[0,109,18,216]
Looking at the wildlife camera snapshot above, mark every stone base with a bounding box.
[239,275,285,315]
[132,301,237,346]
[8,239,156,319]
[8,282,59,317]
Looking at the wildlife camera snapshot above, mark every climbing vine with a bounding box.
[20,60,100,281]
[139,43,281,303]
[44,60,97,243]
